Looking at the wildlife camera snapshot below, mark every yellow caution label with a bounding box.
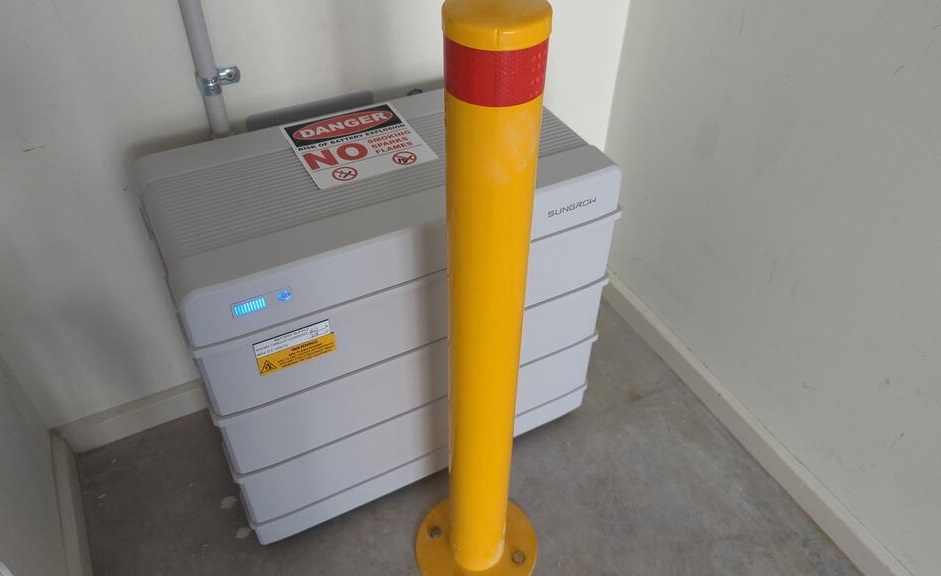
[253,320,336,376]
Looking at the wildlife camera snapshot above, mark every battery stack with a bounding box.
[137,90,621,544]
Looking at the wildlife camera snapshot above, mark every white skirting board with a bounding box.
[51,434,93,576]
[56,379,208,453]
[603,273,911,576]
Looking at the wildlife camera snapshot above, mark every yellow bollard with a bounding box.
[415,1,551,574]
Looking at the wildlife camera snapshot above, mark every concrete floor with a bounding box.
[78,301,861,576]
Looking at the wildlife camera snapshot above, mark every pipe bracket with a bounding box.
[196,65,240,97]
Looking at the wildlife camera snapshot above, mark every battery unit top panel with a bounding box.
[139,90,583,266]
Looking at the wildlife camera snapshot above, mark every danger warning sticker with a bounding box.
[281,103,437,189]
[253,320,336,376]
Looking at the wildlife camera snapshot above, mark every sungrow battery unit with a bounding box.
[137,90,621,544]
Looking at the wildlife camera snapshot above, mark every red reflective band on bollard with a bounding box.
[444,39,549,107]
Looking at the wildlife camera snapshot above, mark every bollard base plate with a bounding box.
[415,499,537,575]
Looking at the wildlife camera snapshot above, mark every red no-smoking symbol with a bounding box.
[392,151,417,166]
[332,166,358,181]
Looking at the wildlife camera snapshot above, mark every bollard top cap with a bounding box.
[443,0,552,52]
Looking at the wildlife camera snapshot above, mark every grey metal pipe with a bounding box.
[178,0,232,137]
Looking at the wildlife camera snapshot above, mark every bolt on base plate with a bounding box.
[415,500,537,575]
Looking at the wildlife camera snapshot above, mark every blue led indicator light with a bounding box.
[232,296,267,318]
[277,289,292,302]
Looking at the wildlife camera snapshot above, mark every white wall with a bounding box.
[0,354,68,576]
[606,1,940,575]
[0,0,630,427]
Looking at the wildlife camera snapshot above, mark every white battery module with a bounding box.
[137,90,621,544]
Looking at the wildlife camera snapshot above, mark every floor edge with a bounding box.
[603,271,911,576]
[56,379,207,453]
[51,434,94,576]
